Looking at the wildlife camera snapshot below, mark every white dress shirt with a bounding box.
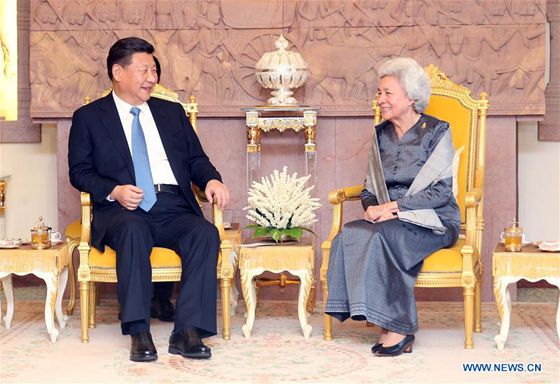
[112,92,178,186]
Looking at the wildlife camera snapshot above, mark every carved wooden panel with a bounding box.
[29,0,547,118]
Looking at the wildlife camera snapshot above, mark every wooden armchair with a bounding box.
[320,65,488,349]
[67,87,234,343]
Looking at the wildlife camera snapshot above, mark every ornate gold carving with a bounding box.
[258,117,305,132]
[0,177,6,213]
[246,122,261,153]
[425,64,473,96]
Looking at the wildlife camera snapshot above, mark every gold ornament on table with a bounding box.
[255,35,309,105]
[245,166,321,242]
[31,216,52,250]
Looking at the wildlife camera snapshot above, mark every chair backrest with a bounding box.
[373,64,489,227]
[151,84,199,133]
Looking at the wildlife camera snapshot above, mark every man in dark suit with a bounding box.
[68,37,229,362]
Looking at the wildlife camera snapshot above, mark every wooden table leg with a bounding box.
[0,273,13,329]
[494,276,516,350]
[543,277,560,343]
[35,272,60,342]
[292,269,313,338]
[241,267,262,338]
[55,268,69,329]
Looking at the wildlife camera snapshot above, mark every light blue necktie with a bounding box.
[130,107,157,211]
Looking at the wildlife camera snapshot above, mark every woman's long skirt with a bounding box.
[325,218,457,334]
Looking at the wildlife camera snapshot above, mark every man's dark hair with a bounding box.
[154,56,161,83]
[107,37,154,80]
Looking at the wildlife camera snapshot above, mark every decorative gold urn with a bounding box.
[255,35,309,105]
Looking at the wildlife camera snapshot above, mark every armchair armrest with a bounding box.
[325,184,363,241]
[212,202,234,280]
[465,188,482,208]
[192,184,207,203]
[465,165,484,208]
[328,184,363,204]
[320,184,363,283]
[79,192,92,244]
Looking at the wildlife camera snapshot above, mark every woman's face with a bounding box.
[376,76,415,122]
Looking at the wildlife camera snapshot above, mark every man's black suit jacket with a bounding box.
[68,93,221,250]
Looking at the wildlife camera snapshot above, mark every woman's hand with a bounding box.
[376,212,397,222]
[364,201,399,222]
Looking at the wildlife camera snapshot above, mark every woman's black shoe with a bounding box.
[374,335,414,357]
[371,342,383,353]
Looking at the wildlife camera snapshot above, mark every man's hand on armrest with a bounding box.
[204,179,230,209]
[110,185,144,210]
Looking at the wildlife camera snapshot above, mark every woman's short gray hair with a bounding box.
[377,57,431,113]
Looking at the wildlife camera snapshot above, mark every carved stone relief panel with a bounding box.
[29,0,547,117]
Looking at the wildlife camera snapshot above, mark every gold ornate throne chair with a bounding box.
[320,65,488,349]
[66,85,234,343]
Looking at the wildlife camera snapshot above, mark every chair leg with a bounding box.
[474,277,482,332]
[79,281,89,343]
[323,283,333,340]
[66,240,78,316]
[88,282,96,328]
[220,278,231,340]
[463,285,475,349]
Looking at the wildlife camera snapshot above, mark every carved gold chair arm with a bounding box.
[79,192,92,244]
[465,188,482,208]
[328,184,363,204]
[192,184,207,203]
[325,184,363,240]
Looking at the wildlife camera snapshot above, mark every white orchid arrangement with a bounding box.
[245,166,321,242]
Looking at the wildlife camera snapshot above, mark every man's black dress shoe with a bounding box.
[168,327,211,359]
[375,334,415,357]
[130,331,158,362]
[151,299,175,322]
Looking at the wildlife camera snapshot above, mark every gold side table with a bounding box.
[239,238,314,338]
[492,243,560,350]
[0,243,69,342]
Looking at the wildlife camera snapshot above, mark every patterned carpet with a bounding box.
[0,299,558,383]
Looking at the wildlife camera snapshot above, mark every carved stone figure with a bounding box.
[27,0,546,117]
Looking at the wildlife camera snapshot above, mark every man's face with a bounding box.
[112,52,157,105]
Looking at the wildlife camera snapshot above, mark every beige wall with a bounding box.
[518,121,560,241]
[0,125,58,239]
